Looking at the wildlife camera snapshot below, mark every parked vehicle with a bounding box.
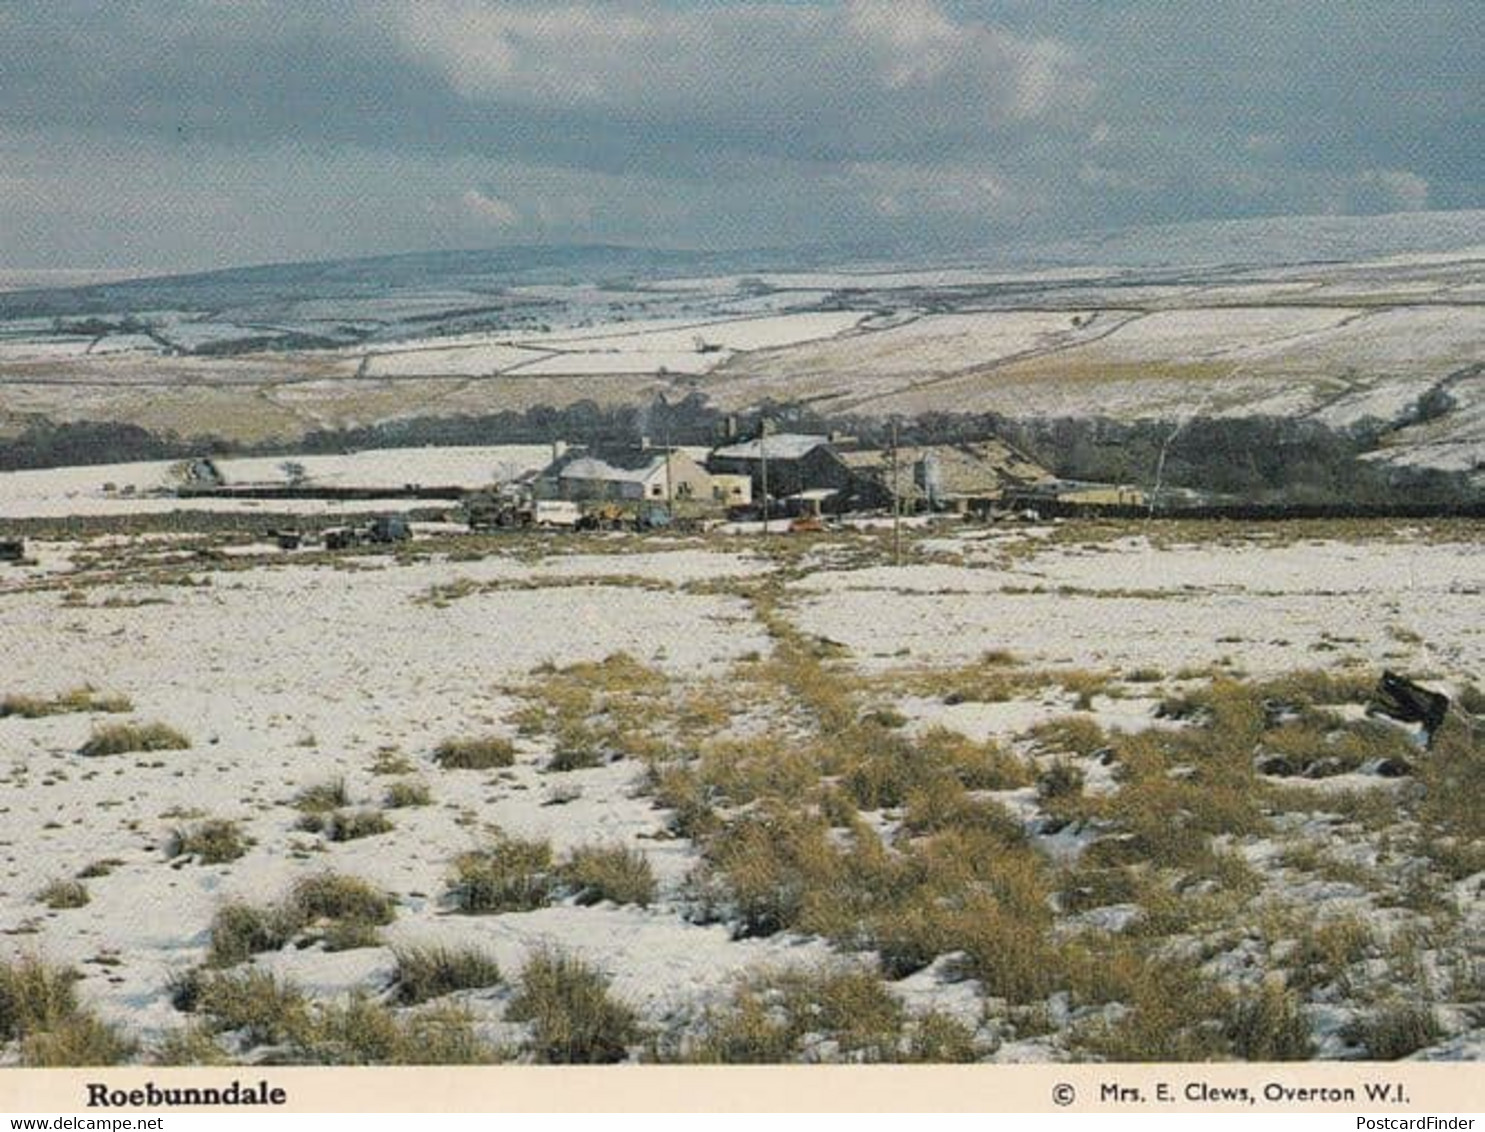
[321,515,413,551]
[367,514,411,543]
[531,500,582,528]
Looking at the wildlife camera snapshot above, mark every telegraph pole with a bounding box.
[759,419,770,537]
[891,417,901,566]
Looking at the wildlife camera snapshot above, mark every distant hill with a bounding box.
[0,244,786,320]
[5,210,1481,320]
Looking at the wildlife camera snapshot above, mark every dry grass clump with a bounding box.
[369,748,415,775]
[546,730,609,772]
[507,948,639,1064]
[78,721,190,757]
[1,686,133,718]
[188,969,497,1064]
[684,966,978,1064]
[291,995,484,1065]
[433,736,516,770]
[21,1014,138,1067]
[649,764,723,840]
[150,1023,236,1066]
[0,957,133,1067]
[1225,978,1314,1060]
[1287,915,1374,993]
[515,654,670,772]
[384,779,431,808]
[916,728,1033,790]
[944,885,1064,1004]
[836,717,1035,814]
[390,946,502,1005]
[1059,669,1114,710]
[1037,759,1085,801]
[448,836,555,914]
[290,873,396,926]
[695,735,826,810]
[1258,714,1416,777]
[1343,1001,1442,1060]
[1160,670,1372,726]
[1415,714,1485,877]
[292,778,349,813]
[687,967,898,1063]
[687,808,845,939]
[1,956,80,1040]
[447,835,657,913]
[207,874,395,966]
[192,968,309,1047]
[38,879,90,909]
[317,809,395,842]
[556,845,657,907]
[166,818,251,864]
[1029,716,1109,758]
[206,902,303,968]
[1071,952,1232,1061]
[1457,683,1485,716]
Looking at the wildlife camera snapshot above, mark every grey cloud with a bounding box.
[0,0,1477,269]
[2,1,1090,171]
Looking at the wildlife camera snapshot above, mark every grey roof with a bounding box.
[556,454,666,485]
[711,433,833,462]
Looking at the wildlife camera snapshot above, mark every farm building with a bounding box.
[535,445,713,503]
[841,439,1056,512]
[709,473,753,508]
[707,433,854,500]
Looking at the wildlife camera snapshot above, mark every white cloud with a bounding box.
[389,0,1089,137]
[1355,168,1430,213]
[460,188,520,227]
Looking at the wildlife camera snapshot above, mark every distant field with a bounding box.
[1,230,1481,474]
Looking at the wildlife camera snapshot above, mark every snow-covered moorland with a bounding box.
[0,511,1480,1065]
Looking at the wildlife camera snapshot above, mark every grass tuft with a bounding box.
[292,779,349,813]
[0,957,80,1040]
[79,721,190,757]
[1344,1002,1442,1060]
[448,836,554,914]
[166,819,250,864]
[320,809,394,842]
[507,949,639,1064]
[206,902,302,968]
[433,736,516,770]
[1,686,133,718]
[557,845,656,908]
[390,946,503,1005]
[39,879,90,910]
[1225,978,1314,1060]
[384,780,431,808]
[290,873,396,926]
[21,1014,137,1067]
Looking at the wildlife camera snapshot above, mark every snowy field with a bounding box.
[0,447,555,519]
[0,504,1480,1065]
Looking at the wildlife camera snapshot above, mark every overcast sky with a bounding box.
[1,0,1479,271]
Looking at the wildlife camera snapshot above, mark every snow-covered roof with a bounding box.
[711,433,833,462]
[557,454,666,485]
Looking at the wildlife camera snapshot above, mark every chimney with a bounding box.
[552,440,567,463]
[640,435,651,451]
